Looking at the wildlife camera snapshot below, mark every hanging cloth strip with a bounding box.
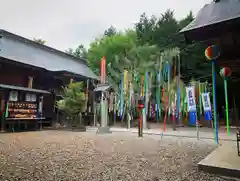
[120,75,124,117]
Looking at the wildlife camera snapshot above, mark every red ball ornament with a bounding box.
[205,45,220,60]
[220,67,232,78]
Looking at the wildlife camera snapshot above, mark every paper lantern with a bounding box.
[220,67,232,78]
[205,45,220,60]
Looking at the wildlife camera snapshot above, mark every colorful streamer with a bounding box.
[100,57,106,84]
[167,63,171,118]
[156,70,161,122]
[5,102,8,118]
[123,70,128,93]
[144,72,148,117]
[120,75,124,118]
[176,55,181,124]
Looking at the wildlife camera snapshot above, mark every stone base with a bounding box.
[96,127,112,134]
[198,142,240,178]
[72,125,86,132]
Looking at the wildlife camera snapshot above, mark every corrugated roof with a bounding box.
[0,30,99,80]
[0,84,50,94]
[180,0,240,33]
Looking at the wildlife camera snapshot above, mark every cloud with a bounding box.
[50,19,108,50]
[0,0,211,50]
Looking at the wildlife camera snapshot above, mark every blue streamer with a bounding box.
[120,75,124,118]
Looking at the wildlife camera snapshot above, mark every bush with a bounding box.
[56,82,86,117]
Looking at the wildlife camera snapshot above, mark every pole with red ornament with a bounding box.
[137,98,144,137]
[205,45,220,144]
[220,67,232,135]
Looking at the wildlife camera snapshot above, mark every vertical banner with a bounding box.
[201,92,212,121]
[186,86,197,126]
[100,57,106,84]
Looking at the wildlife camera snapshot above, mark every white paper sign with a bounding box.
[9,91,18,101]
[25,93,37,102]
[201,92,211,111]
[186,86,196,112]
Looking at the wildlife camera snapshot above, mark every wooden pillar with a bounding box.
[0,98,5,132]
[1,91,9,132]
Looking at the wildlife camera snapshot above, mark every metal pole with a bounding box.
[212,60,218,144]
[224,78,230,135]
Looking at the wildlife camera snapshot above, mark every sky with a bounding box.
[0,0,211,51]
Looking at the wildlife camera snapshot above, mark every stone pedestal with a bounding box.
[97,98,112,134]
[97,126,111,134]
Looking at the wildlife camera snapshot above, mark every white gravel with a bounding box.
[0,131,235,181]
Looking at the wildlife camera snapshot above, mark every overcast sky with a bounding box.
[1,0,211,51]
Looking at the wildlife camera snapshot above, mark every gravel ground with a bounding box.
[0,131,236,181]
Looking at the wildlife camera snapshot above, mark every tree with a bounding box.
[107,44,160,90]
[104,25,117,37]
[88,29,137,76]
[33,38,46,45]
[66,44,88,59]
[56,82,86,130]
[135,10,210,82]
[57,82,86,116]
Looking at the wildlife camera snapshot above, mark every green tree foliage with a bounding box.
[135,10,210,82]
[71,9,210,84]
[66,44,88,59]
[56,82,86,116]
[33,38,46,45]
[104,25,117,37]
[107,44,160,90]
[87,30,137,75]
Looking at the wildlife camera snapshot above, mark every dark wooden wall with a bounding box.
[0,58,63,120]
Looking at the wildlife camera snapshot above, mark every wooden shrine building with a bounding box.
[0,29,98,131]
[180,0,240,126]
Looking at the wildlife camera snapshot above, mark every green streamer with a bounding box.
[224,78,230,135]
[5,102,8,118]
